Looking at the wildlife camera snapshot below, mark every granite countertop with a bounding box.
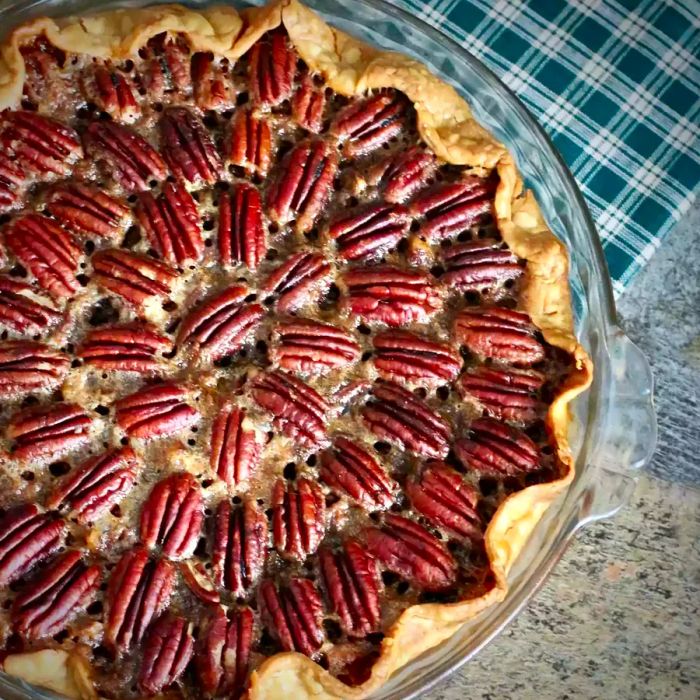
[433,207,700,700]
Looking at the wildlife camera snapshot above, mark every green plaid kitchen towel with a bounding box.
[393,0,700,294]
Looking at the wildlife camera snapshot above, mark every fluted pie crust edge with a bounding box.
[0,1,593,698]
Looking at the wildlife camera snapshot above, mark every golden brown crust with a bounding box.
[0,2,593,699]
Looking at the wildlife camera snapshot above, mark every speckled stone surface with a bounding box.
[432,206,700,700]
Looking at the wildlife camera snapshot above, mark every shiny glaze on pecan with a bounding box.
[271,478,326,560]
[261,252,333,313]
[0,341,69,398]
[210,403,263,487]
[0,278,61,335]
[442,239,522,293]
[218,183,266,270]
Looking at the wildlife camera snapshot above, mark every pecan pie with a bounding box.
[0,1,592,698]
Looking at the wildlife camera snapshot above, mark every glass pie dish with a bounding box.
[0,0,657,698]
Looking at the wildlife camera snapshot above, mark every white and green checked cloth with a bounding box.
[393,0,700,294]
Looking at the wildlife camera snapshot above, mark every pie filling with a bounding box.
[0,20,574,699]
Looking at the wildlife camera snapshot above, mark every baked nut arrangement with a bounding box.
[0,1,592,698]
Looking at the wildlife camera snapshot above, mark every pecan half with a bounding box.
[144,36,192,99]
[140,473,203,559]
[196,606,253,698]
[372,330,461,386]
[292,72,326,133]
[0,505,65,586]
[457,366,545,424]
[326,203,409,262]
[47,446,140,524]
[319,539,381,637]
[249,30,296,107]
[0,152,26,212]
[250,370,329,448]
[84,121,168,193]
[104,548,175,653]
[210,404,263,487]
[138,614,194,696]
[7,403,92,461]
[12,550,101,640]
[180,561,219,605]
[455,418,540,476]
[115,383,199,440]
[405,461,481,540]
[192,52,235,111]
[0,341,69,398]
[453,307,545,366]
[226,109,274,177]
[271,478,325,560]
[270,318,361,375]
[19,38,67,105]
[369,146,438,203]
[77,323,171,373]
[91,249,178,307]
[160,107,222,185]
[411,179,495,241]
[80,63,141,122]
[213,498,267,596]
[3,214,82,299]
[330,92,408,157]
[177,286,264,363]
[261,252,332,313]
[319,437,396,508]
[441,239,522,293]
[136,182,203,264]
[0,277,61,335]
[342,265,442,326]
[0,111,82,177]
[266,140,338,232]
[258,577,324,657]
[365,513,457,591]
[218,183,266,270]
[46,183,130,240]
[362,381,450,458]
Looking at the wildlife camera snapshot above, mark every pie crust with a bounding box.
[0,1,592,698]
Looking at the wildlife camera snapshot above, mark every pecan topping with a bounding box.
[47,446,140,524]
[92,249,178,307]
[46,183,130,240]
[362,381,450,458]
[115,383,199,440]
[455,418,540,476]
[104,548,175,653]
[319,539,381,637]
[270,318,361,375]
[251,370,330,448]
[330,93,408,157]
[372,330,462,386]
[457,366,545,424]
[259,577,324,657]
[7,403,92,461]
[292,73,326,133]
[177,285,264,363]
[0,277,61,335]
[12,550,101,640]
[136,182,204,264]
[213,498,268,596]
[365,513,457,591]
[160,107,222,185]
[226,109,274,177]
[411,179,496,241]
[180,561,219,605]
[0,152,26,212]
[319,437,396,508]
[441,239,522,293]
[196,606,254,697]
[266,140,338,232]
[327,203,410,262]
[249,31,296,107]
[138,614,194,696]
[210,404,263,487]
[261,252,332,313]
[140,473,204,559]
[84,121,168,193]
[0,341,68,398]
[77,323,171,374]
[453,307,545,366]
[218,183,266,270]
[342,265,442,326]
[271,478,325,560]
[192,52,235,111]
[144,36,192,99]
[0,505,65,586]
[19,38,67,105]
[405,461,481,540]
[369,146,438,203]
[80,63,140,122]
[3,214,82,299]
